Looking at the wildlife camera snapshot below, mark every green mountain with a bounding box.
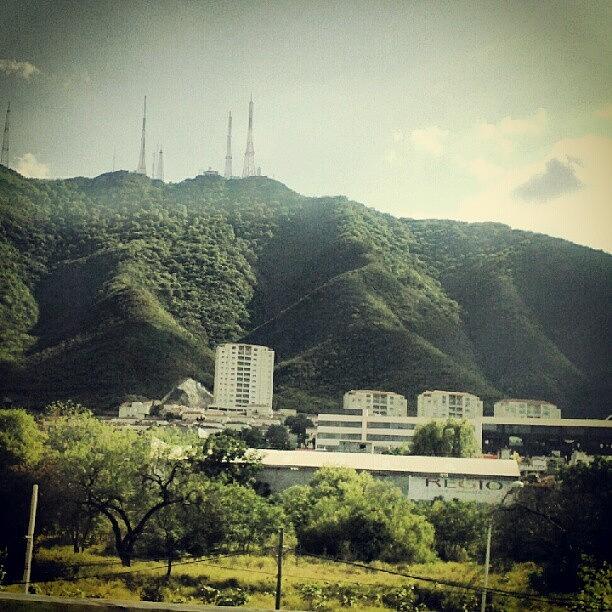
[0,166,609,417]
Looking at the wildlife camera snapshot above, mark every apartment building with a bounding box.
[494,399,561,419]
[417,390,483,419]
[212,343,274,416]
[343,389,408,417]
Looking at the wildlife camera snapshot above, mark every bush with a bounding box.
[381,585,422,611]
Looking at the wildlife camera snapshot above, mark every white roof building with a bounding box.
[257,449,520,503]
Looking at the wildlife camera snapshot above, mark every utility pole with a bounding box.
[480,520,492,612]
[275,528,284,610]
[22,483,38,594]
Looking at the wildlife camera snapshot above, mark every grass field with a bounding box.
[2,546,572,611]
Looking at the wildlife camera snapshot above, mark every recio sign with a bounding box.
[424,477,503,490]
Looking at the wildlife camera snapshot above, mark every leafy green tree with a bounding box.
[279,467,435,563]
[0,408,45,469]
[285,414,314,447]
[0,409,45,578]
[419,499,489,561]
[494,458,611,593]
[46,413,202,566]
[265,424,294,450]
[198,430,261,485]
[141,480,284,576]
[411,419,478,458]
[235,426,266,448]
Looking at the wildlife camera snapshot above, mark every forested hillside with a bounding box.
[0,165,609,416]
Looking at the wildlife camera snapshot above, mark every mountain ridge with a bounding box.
[0,166,609,417]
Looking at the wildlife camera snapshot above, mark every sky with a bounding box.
[1,0,611,251]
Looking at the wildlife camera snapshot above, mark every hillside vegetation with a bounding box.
[0,166,610,416]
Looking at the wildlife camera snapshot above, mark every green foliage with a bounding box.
[285,414,314,446]
[0,169,610,415]
[380,585,421,611]
[280,467,435,563]
[418,500,489,561]
[495,458,612,593]
[0,408,45,468]
[198,430,261,485]
[44,413,202,566]
[265,424,294,449]
[571,561,612,611]
[411,420,478,458]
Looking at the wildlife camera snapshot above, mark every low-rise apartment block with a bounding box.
[494,399,561,419]
[417,390,483,419]
[343,389,408,416]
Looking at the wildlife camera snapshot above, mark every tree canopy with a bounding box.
[410,419,478,458]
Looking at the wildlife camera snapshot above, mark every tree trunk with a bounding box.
[166,556,172,578]
[118,542,134,567]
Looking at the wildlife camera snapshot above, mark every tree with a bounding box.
[198,430,261,486]
[284,414,314,447]
[411,420,478,458]
[419,499,489,561]
[0,408,45,469]
[46,413,202,566]
[494,458,612,593]
[265,424,294,450]
[279,467,435,563]
[0,409,45,578]
[235,426,266,449]
[140,480,284,577]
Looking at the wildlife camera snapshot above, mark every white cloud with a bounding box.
[478,109,546,152]
[0,58,41,80]
[464,158,505,183]
[455,135,612,252]
[595,103,612,120]
[15,153,50,178]
[410,126,449,156]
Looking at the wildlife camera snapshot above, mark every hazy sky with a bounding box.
[1,1,611,251]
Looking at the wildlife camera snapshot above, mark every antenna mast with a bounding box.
[157,146,164,182]
[136,96,147,174]
[242,96,255,177]
[1,102,10,168]
[224,111,232,178]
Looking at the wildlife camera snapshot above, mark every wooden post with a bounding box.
[275,528,284,610]
[23,484,38,594]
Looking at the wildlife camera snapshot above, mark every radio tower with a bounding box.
[1,102,9,169]
[157,146,164,182]
[224,111,232,178]
[242,96,255,177]
[136,96,147,174]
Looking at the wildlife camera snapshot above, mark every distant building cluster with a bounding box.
[314,388,612,466]
[114,343,281,437]
[109,341,612,501]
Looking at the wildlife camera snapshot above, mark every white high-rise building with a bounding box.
[212,343,274,416]
[494,399,561,419]
[343,390,408,417]
[417,390,483,420]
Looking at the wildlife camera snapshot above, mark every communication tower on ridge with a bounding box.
[136,96,147,174]
[224,111,232,178]
[242,96,255,177]
[1,102,10,168]
[157,146,164,182]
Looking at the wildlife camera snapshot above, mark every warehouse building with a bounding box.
[257,450,520,503]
